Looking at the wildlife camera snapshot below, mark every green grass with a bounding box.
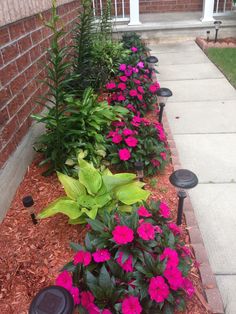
[207,48,236,89]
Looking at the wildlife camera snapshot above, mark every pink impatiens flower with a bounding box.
[159,202,170,218]
[149,82,160,93]
[126,104,136,113]
[131,115,142,127]
[133,79,141,85]
[117,252,133,272]
[123,129,133,136]
[131,46,138,52]
[122,296,142,314]
[164,267,183,290]
[73,250,92,266]
[160,248,179,269]
[137,94,143,101]
[137,61,144,68]
[106,82,116,90]
[168,223,181,235]
[118,82,127,90]
[125,136,138,147]
[137,206,152,217]
[92,249,111,263]
[102,310,112,314]
[81,291,95,308]
[129,89,138,97]
[119,148,131,161]
[137,222,155,241]
[112,225,134,245]
[125,69,133,76]
[148,276,169,303]
[137,86,144,94]
[56,271,73,290]
[70,286,80,305]
[160,152,167,160]
[151,159,160,167]
[119,64,126,71]
[119,75,128,82]
[182,278,195,298]
[118,94,126,102]
[112,134,123,144]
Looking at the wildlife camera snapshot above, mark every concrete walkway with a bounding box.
[150,40,236,313]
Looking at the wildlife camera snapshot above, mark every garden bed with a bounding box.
[0,154,210,314]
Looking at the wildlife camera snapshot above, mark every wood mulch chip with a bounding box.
[0,109,211,313]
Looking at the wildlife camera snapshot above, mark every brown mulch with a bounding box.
[196,36,236,51]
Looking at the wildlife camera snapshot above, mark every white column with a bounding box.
[201,0,215,22]
[128,0,141,25]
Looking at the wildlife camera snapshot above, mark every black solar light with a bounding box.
[156,88,173,123]
[214,21,222,43]
[206,30,210,42]
[22,195,38,225]
[135,161,144,181]
[29,286,74,314]
[146,56,158,78]
[169,169,198,225]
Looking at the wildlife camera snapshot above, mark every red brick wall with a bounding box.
[0,1,79,169]
[139,0,203,13]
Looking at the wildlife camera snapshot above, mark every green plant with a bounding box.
[56,201,194,313]
[32,0,73,175]
[38,158,150,224]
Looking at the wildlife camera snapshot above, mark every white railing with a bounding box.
[92,0,141,25]
[214,0,232,15]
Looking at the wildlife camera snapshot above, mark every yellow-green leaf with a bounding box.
[78,158,102,195]
[57,172,86,200]
[115,182,150,205]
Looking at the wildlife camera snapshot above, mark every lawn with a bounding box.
[207,48,236,88]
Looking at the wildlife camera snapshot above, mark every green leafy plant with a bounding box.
[56,201,194,313]
[32,0,73,175]
[38,158,150,224]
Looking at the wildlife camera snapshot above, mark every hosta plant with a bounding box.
[107,115,168,176]
[38,158,150,224]
[56,200,194,313]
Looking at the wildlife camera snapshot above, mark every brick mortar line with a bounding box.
[150,68,224,313]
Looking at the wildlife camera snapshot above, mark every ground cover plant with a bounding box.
[56,201,194,313]
[207,47,236,88]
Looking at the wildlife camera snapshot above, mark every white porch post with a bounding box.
[128,0,141,25]
[201,0,215,22]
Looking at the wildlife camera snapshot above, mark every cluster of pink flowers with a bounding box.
[56,271,80,305]
[73,249,111,266]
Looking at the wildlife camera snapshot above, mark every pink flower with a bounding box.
[168,223,181,235]
[160,152,167,160]
[137,86,144,94]
[159,202,170,218]
[126,104,136,113]
[131,47,138,52]
[92,249,111,263]
[87,303,100,314]
[119,64,127,71]
[131,115,142,127]
[106,82,116,90]
[118,94,126,102]
[119,148,131,161]
[112,225,134,245]
[181,246,191,257]
[73,250,92,266]
[160,248,179,269]
[112,121,125,127]
[112,134,123,144]
[70,287,80,305]
[125,136,138,147]
[123,129,133,136]
[137,206,152,217]
[132,67,139,73]
[137,61,144,68]
[164,267,183,290]
[149,82,160,93]
[118,83,127,90]
[122,296,142,314]
[102,310,112,314]
[119,75,128,82]
[133,79,141,85]
[129,89,138,97]
[81,291,95,308]
[148,276,169,303]
[154,225,163,234]
[182,278,195,297]
[151,159,160,167]
[137,94,143,101]
[117,252,133,272]
[56,271,73,290]
[137,222,155,241]
[125,69,133,76]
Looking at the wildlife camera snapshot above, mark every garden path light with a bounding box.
[156,88,172,123]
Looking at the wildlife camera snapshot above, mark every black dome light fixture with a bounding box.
[214,20,222,43]
[156,87,173,123]
[29,285,74,314]
[169,169,198,225]
[146,55,158,78]
[22,195,38,225]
